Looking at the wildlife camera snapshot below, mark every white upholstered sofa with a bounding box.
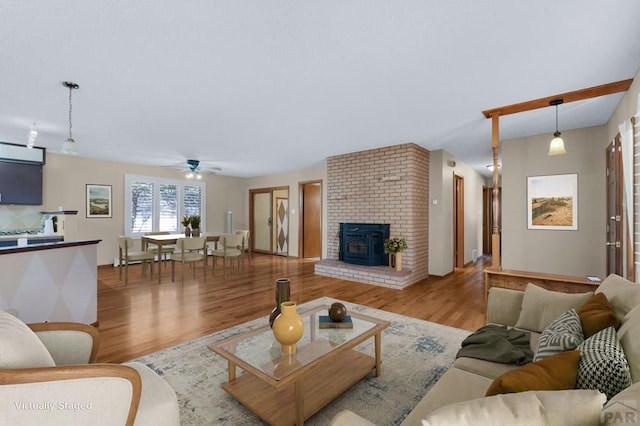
[0,311,179,425]
[331,273,640,426]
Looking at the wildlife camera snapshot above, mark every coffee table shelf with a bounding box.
[209,303,389,425]
[223,349,375,425]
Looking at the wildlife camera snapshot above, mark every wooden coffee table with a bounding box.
[208,303,389,425]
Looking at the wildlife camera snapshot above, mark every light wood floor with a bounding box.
[97,254,488,362]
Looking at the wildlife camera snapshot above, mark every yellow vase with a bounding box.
[273,301,304,354]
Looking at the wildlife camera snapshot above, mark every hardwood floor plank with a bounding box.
[96,254,487,362]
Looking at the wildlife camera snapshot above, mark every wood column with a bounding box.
[491,114,501,269]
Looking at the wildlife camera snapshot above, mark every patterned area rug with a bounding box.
[134,297,470,425]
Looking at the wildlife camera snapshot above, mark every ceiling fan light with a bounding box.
[548,133,566,156]
[61,137,79,155]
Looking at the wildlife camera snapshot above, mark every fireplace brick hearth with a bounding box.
[316,143,429,289]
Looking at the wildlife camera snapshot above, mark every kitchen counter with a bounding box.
[0,239,101,324]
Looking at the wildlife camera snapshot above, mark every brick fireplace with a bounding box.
[315,143,429,288]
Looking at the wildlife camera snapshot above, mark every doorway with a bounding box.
[299,180,322,258]
[454,174,464,268]
[482,186,501,255]
[250,186,290,256]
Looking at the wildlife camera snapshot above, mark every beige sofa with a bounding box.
[0,311,179,425]
[331,273,640,426]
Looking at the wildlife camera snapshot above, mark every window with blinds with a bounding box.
[124,175,206,237]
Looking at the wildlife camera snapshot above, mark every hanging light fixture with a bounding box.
[61,81,80,155]
[548,99,566,156]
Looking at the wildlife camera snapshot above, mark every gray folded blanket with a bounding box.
[456,324,533,365]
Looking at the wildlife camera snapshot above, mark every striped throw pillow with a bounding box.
[534,309,584,362]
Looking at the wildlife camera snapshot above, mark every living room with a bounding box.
[2,2,640,425]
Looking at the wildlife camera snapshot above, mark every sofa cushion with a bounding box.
[0,310,55,369]
[534,309,583,361]
[595,274,640,320]
[453,357,522,380]
[486,350,580,396]
[617,305,640,383]
[577,292,620,338]
[399,367,493,425]
[421,390,606,426]
[123,362,180,426]
[514,284,593,333]
[602,381,640,424]
[576,326,632,400]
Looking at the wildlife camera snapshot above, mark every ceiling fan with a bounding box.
[166,159,222,179]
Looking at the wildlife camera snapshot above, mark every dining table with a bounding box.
[141,232,226,283]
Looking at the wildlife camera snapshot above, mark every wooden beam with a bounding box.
[482,79,633,118]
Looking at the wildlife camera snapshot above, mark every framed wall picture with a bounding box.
[527,173,578,230]
[86,184,112,218]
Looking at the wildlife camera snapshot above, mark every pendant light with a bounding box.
[61,81,80,155]
[548,99,566,156]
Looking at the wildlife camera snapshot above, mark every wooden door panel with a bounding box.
[302,183,322,258]
[253,193,272,253]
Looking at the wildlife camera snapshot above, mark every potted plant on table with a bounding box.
[189,215,201,237]
[384,237,407,271]
[182,216,191,237]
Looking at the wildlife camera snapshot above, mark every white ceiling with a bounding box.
[1,1,639,178]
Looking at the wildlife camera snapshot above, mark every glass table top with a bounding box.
[209,304,388,381]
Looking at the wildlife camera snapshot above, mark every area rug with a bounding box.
[134,297,471,425]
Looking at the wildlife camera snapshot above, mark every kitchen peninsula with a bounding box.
[0,239,100,324]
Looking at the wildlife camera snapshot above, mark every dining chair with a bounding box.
[144,231,176,268]
[211,234,244,276]
[234,229,251,263]
[118,236,155,285]
[171,236,207,284]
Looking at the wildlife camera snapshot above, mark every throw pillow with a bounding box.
[576,326,632,400]
[0,310,55,368]
[534,309,584,361]
[514,284,593,333]
[577,292,620,338]
[421,390,606,426]
[596,274,640,320]
[486,350,580,396]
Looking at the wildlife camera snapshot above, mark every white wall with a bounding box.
[608,69,640,141]
[501,125,607,277]
[428,149,485,276]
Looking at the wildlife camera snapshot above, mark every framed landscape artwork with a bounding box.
[527,174,578,230]
[86,184,112,218]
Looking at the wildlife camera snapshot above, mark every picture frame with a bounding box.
[527,173,578,230]
[86,184,112,218]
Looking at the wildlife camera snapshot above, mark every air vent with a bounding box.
[0,142,45,165]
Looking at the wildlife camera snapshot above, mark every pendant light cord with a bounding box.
[68,85,73,139]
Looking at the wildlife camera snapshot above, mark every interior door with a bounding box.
[454,174,464,268]
[253,192,272,253]
[606,139,623,275]
[301,181,322,258]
